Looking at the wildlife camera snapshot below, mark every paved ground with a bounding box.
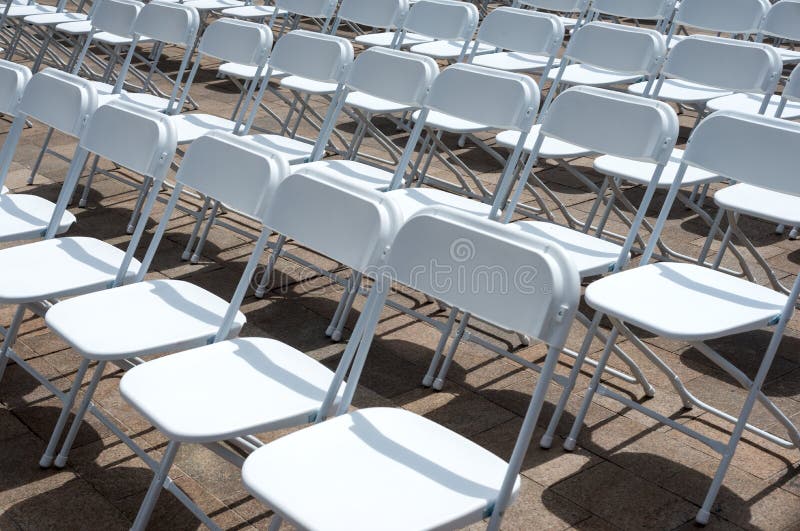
[2,8,800,531]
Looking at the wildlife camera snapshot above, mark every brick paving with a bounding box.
[2,8,800,531]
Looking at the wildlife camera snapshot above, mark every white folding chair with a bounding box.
[120,148,406,530]
[0,58,29,196]
[513,0,590,31]
[757,0,800,64]
[596,37,782,270]
[397,0,482,62]
[332,0,409,48]
[37,130,290,479]
[430,87,678,417]
[4,0,90,68]
[665,0,770,49]
[0,68,95,243]
[0,98,178,471]
[181,29,353,263]
[240,205,581,531]
[563,110,800,525]
[586,0,676,32]
[468,7,564,79]
[495,21,666,234]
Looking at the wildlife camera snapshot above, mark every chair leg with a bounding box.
[255,234,287,298]
[431,311,469,391]
[53,360,107,468]
[421,307,459,388]
[182,196,210,260]
[39,358,91,468]
[131,440,181,531]
[330,272,362,342]
[0,305,25,383]
[564,325,619,451]
[28,127,54,185]
[190,200,219,264]
[325,275,356,337]
[77,154,101,207]
[127,177,153,234]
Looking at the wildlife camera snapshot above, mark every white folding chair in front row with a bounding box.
[122,200,581,530]
[558,110,800,525]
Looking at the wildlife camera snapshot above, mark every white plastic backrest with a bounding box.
[542,86,677,164]
[426,63,539,131]
[591,0,674,20]
[663,36,781,94]
[516,0,586,14]
[762,0,800,42]
[133,1,200,46]
[198,19,271,66]
[683,111,800,197]
[176,132,288,222]
[80,99,177,179]
[346,47,438,108]
[385,206,580,346]
[18,69,97,137]
[0,60,30,116]
[268,30,353,84]
[673,0,769,33]
[274,0,337,18]
[403,0,479,41]
[565,22,665,75]
[477,8,564,55]
[337,0,408,28]
[91,0,143,38]
[783,64,800,103]
[264,170,403,272]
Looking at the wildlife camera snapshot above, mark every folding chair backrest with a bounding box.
[133,1,200,46]
[264,170,403,272]
[662,36,782,95]
[515,0,587,16]
[336,0,408,29]
[346,47,438,108]
[783,64,800,103]
[541,86,677,164]
[386,206,580,346]
[426,63,539,132]
[267,30,353,83]
[274,0,338,18]
[590,0,675,21]
[197,18,272,66]
[672,0,769,34]
[18,69,97,138]
[80,99,177,181]
[403,0,479,41]
[476,8,564,56]
[176,131,288,222]
[682,111,800,197]
[90,0,143,38]
[0,60,30,117]
[565,22,665,76]
[760,0,800,43]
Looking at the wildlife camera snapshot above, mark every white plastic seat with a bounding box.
[217,62,284,80]
[243,408,517,530]
[120,337,343,442]
[2,4,55,17]
[280,74,338,95]
[548,63,643,87]
[629,77,732,103]
[185,0,243,10]
[249,134,314,164]
[715,183,800,226]
[0,194,75,241]
[594,148,719,188]
[170,112,238,144]
[512,220,623,276]
[585,262,787,341]
[345,90,412,114]
[22,11,86,25]
[706,92,800,119]
[409,39,494,60]
[46,279,245,360]
[496,124,592,158]
[473,52,559,73]
[411,108,488,133]
[385,187,494,218]
[354,30,430,48]
[0,237,140,303]
[291,160,394,189]
[222,4,281,18]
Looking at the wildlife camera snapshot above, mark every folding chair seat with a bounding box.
[399,0,485,62]
[240,207,581,531]
[222,2,285,21]
[563,111,800,525]
[513,0,589,30]
[665,0,769,49]
[707,63,800,119]
[758,0,800,64]
[469,8,564,75]
[0,68,96,242]
[118,148,405,530]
